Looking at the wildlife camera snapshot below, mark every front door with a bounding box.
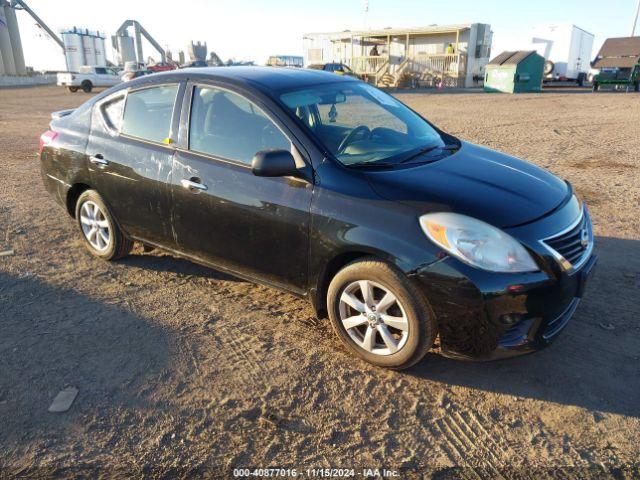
[170,83,313,291]
[86,83,183,247]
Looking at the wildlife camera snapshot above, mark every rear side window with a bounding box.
[122,85,179,143]
[95,67,107,74]
[189,86,290,164]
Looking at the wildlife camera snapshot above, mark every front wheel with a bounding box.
[75,190,132,260]
[81,80,93,93]
[327,258,437,369]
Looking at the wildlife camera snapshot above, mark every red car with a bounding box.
[148,63,177,73]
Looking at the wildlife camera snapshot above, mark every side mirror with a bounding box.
[251,149,298,177]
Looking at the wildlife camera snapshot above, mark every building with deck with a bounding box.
[303,24,492,88]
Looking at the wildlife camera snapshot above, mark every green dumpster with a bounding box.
[484,50,545,93]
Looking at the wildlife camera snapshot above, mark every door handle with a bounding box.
[89,154,108,166]
[181,177,208,192]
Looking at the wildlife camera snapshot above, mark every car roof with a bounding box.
[138,66,358,93]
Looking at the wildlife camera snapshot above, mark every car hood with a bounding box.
[365,141,570,228]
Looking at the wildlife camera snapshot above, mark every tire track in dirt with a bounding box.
[431,409,518,479]
[213,323,270,389]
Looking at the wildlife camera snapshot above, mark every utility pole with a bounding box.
[363,0,369,30]
[633,0,640,36]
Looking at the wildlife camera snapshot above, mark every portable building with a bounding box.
[592,37,640,69]
[484,50,544,93]
[303,24,492,88]
[267,55,304,67]
[590,37,640,91]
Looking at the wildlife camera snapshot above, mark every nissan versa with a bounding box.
[39,67,596,369]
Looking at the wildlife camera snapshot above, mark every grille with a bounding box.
[543,214,590,267]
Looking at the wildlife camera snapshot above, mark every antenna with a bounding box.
[633,0,640,36]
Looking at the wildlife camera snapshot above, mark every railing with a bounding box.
[347,53,467,88]
[407,53,467,87]
[408,53,465,75]
[347,56,389,75]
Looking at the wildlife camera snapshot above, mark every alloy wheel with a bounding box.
[79,201,111,252]
[338,280,409,356]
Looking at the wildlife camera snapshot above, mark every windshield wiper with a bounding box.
[397,143,460,164]
[396,145,441,164]
[347,144,460,169]
[347,161,397,168]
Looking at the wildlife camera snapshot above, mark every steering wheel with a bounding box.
[337,125,371,155]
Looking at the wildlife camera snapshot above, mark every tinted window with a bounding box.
[95,67,107,74]
[101,96,125,131]
[189,86,291,164]
[122,85,179,143]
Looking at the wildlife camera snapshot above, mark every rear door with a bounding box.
[86,82,185,248]
[170,82,313,292]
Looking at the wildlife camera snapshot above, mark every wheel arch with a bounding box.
[66,183,93,218]
[312,248,407,318]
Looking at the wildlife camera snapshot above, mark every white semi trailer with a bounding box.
[530,24,594,85]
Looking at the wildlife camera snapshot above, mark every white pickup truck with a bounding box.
[57,66,121,93]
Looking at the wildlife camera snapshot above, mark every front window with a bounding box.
[189,86,291,165]
[280,82,444,166]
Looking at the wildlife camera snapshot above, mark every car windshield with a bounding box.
[279,81,444,166]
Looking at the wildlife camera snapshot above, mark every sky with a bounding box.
[14,0,640,71]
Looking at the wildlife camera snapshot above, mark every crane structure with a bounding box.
[113,20,166,66]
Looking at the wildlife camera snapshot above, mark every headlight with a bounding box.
[419,212,539,273]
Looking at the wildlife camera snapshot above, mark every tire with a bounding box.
[81,80,93,93]
[592,82,599,92]
[68,86,78,93]
[326,257,437,369]
[634,81,639,92]
[577,73,585,87]
[74,190,132,261]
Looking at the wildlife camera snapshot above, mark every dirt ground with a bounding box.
[0,85,639,479]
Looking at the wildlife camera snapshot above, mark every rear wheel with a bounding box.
[68,86,78,93]
[592,82,599,92]
[81,80,93,93]
[327,258,437,369]
[75,190,132,260]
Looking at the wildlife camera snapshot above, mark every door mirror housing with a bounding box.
[251,149,299,177]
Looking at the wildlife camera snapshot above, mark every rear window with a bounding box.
[122,85,179,143]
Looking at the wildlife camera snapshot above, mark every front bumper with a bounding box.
[410,202,597,361]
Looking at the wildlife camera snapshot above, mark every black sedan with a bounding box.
[39,67,596,369]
